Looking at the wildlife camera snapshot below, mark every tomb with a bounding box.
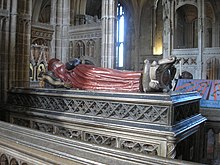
[2,87,206,163]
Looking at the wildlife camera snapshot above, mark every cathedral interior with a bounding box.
[0,0,220,165]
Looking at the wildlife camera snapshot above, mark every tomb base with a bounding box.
[3,87,206,162]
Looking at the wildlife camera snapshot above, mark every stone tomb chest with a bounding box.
[5,87,206,162]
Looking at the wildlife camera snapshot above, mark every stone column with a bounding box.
[162,0,173,58]
[55,0,70,62]
[62,0,70,62]
[101,0,117,68]
[0,15,9,103]
[49,0,56,58]
[32,0,43,22]
[9,0,17,89]
[55,0,63,60]
[15,0,32,87]
[0,0,13,103]
[197,0,205,79]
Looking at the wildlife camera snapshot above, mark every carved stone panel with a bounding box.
[120,139,159,156]
[7,93,170,125]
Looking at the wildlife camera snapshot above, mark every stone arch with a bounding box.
[69,41,74,59]
[85,0,101,19]
[71,0,86,25]
[174,4,198,49]
[206,57,220,80]
[32,1,43,22]
[175,0,198,10]
[32,0,51,23]
[75,40,85,58]
[86,39,95,57]
[0,154,9,165]
[10,158,18,165]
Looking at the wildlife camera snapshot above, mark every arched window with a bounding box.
[116,2,125,68]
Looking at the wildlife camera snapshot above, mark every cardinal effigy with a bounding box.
[41,56,177,93]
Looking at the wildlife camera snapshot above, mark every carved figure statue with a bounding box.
[41,56,176,93]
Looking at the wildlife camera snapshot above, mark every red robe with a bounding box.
[52,63,142,92]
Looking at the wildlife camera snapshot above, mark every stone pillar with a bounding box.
[0,15,9,103]
[101,0,116,68]
[32,0,43,22]
[0,0,12,103]
[55,0,70,62]
[9,0,17,90]
[162,0,173,58]
[55,0,63,60]
[62,0,70,62]
[197,0,205,79]
[15,0,32,87]
[49,0,56,58]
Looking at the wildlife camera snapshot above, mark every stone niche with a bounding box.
[4,87,206,163]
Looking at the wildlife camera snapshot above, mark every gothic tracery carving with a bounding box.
[120,140,159,155]
[84,133,117,147]
[0,154,9,165]
[0,153,28,165]
[9,93,170,124]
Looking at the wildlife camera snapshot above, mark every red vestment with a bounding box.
[49,59,142,92]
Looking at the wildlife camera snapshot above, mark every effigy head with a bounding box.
[65,58,81,70]
[48,58,64,72]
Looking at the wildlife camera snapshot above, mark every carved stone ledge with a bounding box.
[0,120,202,165]
[31,27,53,41]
